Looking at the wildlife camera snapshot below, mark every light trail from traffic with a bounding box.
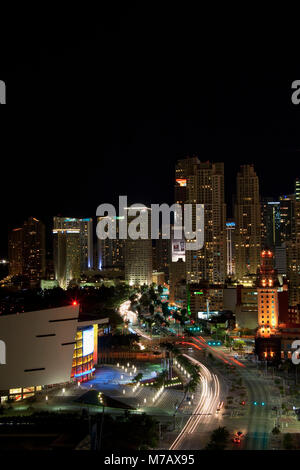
[192,336,245,367]
[169,354,220,450]
[119,300,138,325]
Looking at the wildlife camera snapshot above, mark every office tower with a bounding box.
[8,227,23,276]
[22,217,46,284]
[8,217,46,285]
[261,198,281,249]
[226,220,235,276]
[275,244,287,275]
[286,179,300,305]
[124,207,152,286]
[175,156,199,206]
[53,217,93,289]
[97,216,125,270]
[175,157,226,285]
[257,249,279,338]
[234,164,261,281]
[279,194,295,243]
[79,218,93,270]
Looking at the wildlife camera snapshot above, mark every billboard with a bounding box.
[83,328,94,356]
[172,238,185,262]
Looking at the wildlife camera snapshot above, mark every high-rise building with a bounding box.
[261,198,281,249]
[53,217,93,289]
[8,228,23,276]
[8,217,46,285]
[234,164,261,281]
[286,179,300,305]
[79,218,93,271]
[124,207,153,286]
[257,249,279,338]
[97,216,125,270]
[279,194,294,243]
[22,217,46,284]
[226,220,235,276]
[175,157,226,285]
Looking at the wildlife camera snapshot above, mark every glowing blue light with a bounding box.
[74,367,95,378]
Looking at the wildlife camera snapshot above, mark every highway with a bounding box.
[170,354,223,450]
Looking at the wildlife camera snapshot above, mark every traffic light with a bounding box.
[253,401,257,406]
[261,402,265,406]
[241,401,246,406]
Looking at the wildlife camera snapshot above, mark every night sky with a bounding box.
[1,4,300,257]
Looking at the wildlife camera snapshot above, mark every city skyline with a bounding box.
[3,159,299,257]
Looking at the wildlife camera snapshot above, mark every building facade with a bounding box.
[175,157,226,285]
[53,217,93,289]
[8,227,23,276]
[124,207,153,286]
[234,164,261,281]
[257,249,279,338]
[0,305,80,399]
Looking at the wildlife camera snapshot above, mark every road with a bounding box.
[238,369,271,449]
[119,301,274,449]
[169,354,223,450]
[167,342,275,450]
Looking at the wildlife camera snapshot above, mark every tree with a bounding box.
[283,433,295,450]
[272,426,280,435]
[149,304,155,315]
[132,373,143,383]
[205,427,229,450]
[233,339,245,351]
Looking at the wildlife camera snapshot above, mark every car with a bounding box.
[232,437,241,444]
[216,401,224,413]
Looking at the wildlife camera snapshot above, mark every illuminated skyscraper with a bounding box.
[234,164,261,281]
[97,216,125,270]
[8,217,46,285]
[22,217,46,284]
[279,194,294,243]
[8,228,23,276]
[261,198,281,249]
[286,179,300,305]
[226,220,235,276]
[79,218,93,270]
[175,157,226,285]
[53,217,93,289]
[124,207,153,286]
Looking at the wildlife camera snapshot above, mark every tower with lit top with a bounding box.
[257,249,279,338]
